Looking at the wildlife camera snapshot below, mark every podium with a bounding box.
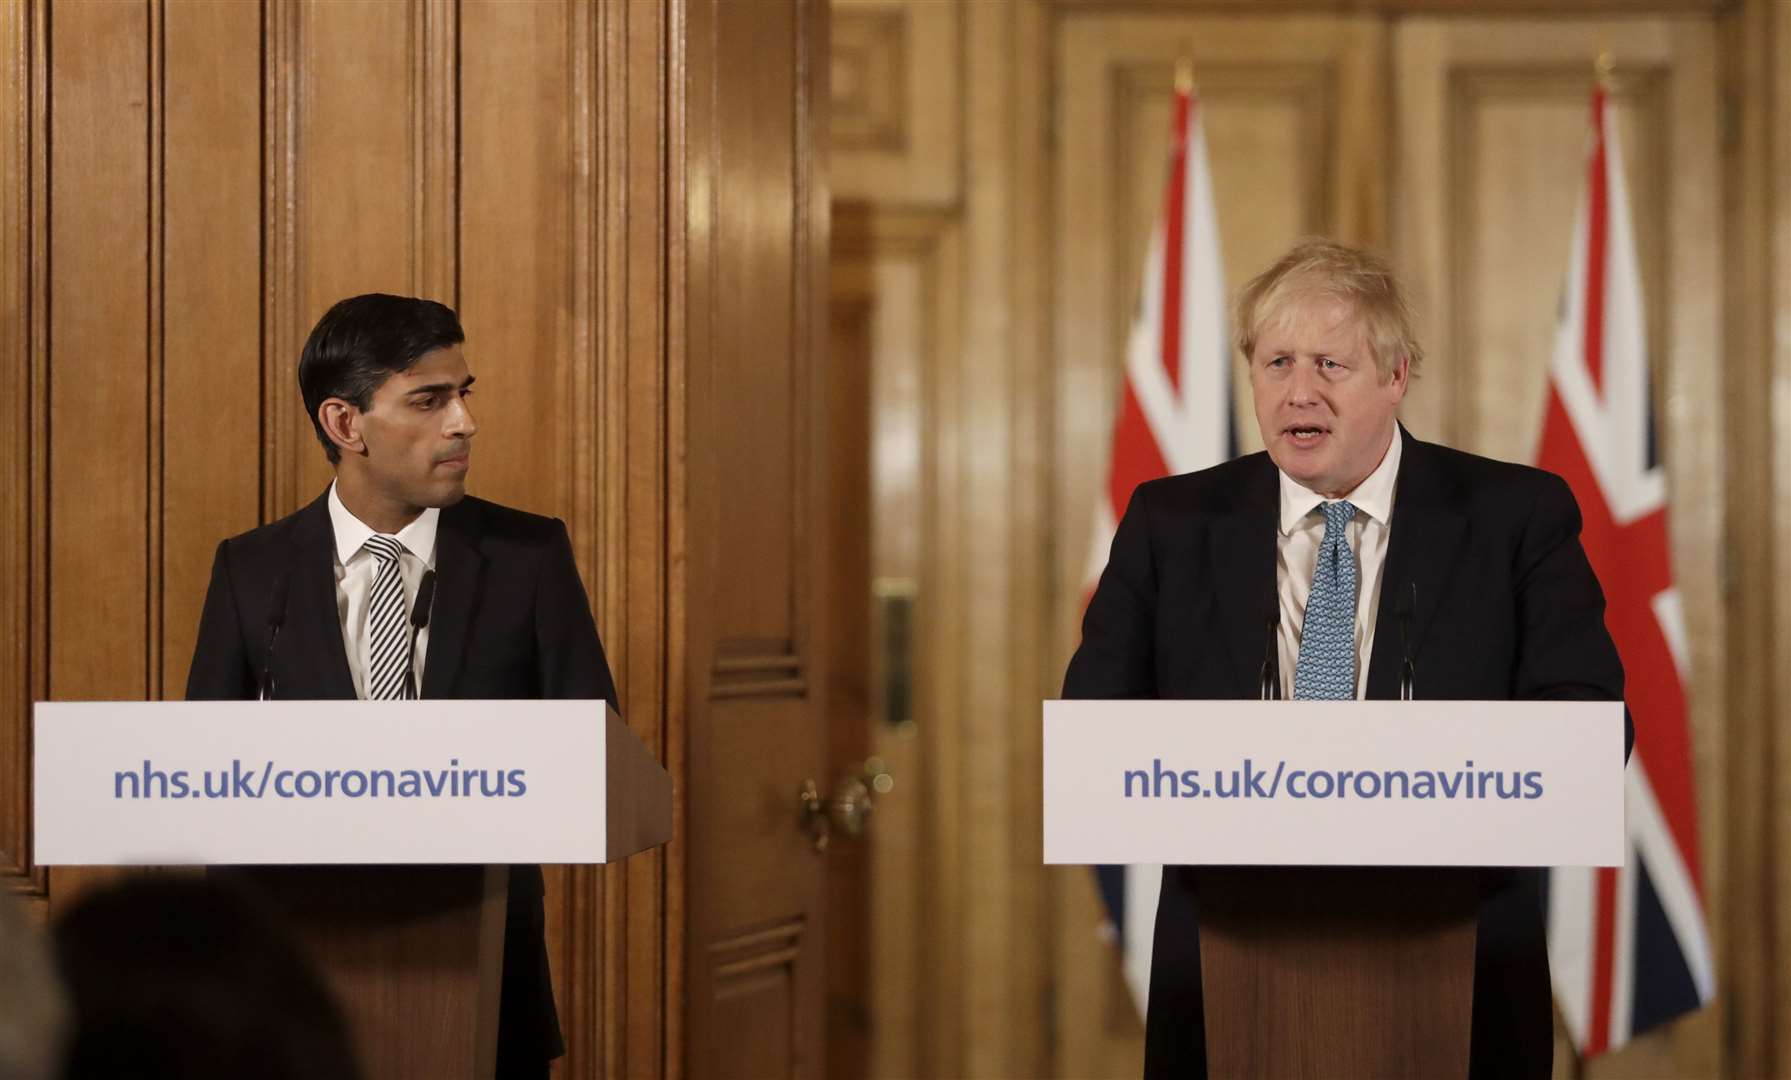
[1043,699,1624,1080]
[34,699,673,1080]
[1191,866,1476,1077]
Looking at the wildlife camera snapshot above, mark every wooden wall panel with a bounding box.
[0,0,45,902]
[161,2,263,699]
[2,1,683,1074]
[268,0,453,518]
[603,5,675,1077]
[1773,8,1791,1075]
[1723,3,1791,1076]
[460,0,570,523]
[48,0,151,705]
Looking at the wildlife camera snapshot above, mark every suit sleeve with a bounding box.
[1513,473,1632,759]
[1063,486,1157,699]
[185,540,256,701]
[534,519,619,711]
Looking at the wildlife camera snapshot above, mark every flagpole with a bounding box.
[1174,56,1194,97]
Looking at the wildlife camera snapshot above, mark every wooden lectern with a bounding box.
[1041,698,1626,1080]
[1190,867,1477,1080]
[35,700,674,1080]
[220,865,511,1080]
[228,709,674,1080]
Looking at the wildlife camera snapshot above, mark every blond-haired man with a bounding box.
[1065,238,1627,1079]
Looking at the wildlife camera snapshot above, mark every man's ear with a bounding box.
[317,398,366,457]
[1386,355,1411,400]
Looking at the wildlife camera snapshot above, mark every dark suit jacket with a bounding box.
[185,491,619,1071]
[1062,427,1626,1080]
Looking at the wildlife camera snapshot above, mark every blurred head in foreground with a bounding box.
[52,875,361,1080]
[0,891,66,1080]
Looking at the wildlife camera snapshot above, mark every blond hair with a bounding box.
[1233,237,1424,380]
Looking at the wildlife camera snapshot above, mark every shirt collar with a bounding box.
[327,481,440,568]
[1276,424,1402,535]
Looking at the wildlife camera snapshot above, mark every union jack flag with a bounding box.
[1540,84,1715,1057]
[1085,69,1233,1012]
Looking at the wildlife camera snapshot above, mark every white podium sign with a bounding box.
[1044,699,1624,867]
[34,700,645,866]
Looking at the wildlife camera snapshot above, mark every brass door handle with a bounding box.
[798,760,892,853]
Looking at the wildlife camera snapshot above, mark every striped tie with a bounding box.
[1293,500,1359,700]
[363,534,413,701]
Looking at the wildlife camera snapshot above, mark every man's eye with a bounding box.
[412,397,437,411]
[1320,358,1341,370]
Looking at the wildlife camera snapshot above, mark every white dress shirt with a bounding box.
[327,482,438,700]
[1274,426,1402,700]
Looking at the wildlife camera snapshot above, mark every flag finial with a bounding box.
[1174,57,1195,96]
[1594,47,1615,85]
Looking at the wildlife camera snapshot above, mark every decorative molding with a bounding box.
[262,0,301,524]
[0,0,46,900]
[710,918,805,992]
[711,647,806,699]
[830,10,907,153]
[415,0,456,305]
[147,0,166,702]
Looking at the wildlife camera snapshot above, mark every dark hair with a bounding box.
[298,293,465,464]
[52,876,363,1080]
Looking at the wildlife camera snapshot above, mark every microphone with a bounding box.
[1258,606,1281,701]
[406,570,437,698]
[260,571,292,701]
[412,570,437,631]
[1397,582,1417,701]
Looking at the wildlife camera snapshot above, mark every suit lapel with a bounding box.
[1366,428,1467,700]
[1210,455,1279,698]
[285,494,357,700]
[421,500,484,699]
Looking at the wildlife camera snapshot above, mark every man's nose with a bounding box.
[1286,362,1319,405]
[445,396,478,438]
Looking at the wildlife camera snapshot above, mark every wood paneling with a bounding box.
[48,0,151,707]
[1773,7,1791,1075]
[4,0,691,1074]
[267,0,443,519]
[1722,3,1791,1076]
[161,1,262,701]
[460,0,570,523]
[0,0,45,902]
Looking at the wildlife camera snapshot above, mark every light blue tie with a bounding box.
[1293,500,1358,700]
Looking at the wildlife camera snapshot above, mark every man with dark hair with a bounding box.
[187,293,617,1078]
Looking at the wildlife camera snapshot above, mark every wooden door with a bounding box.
[680,0,833,1076]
